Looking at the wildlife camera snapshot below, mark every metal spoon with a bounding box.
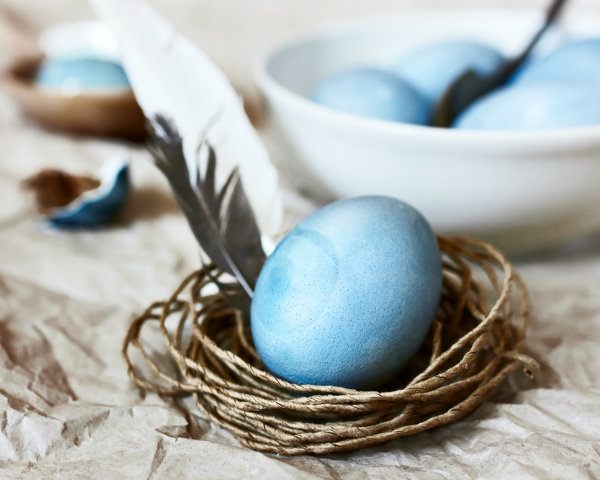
[432,0,568,128]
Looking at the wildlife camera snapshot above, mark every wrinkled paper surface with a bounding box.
[1,2,600,478]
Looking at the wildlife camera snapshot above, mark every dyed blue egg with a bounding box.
[49,158,130,228]
[251,196,442,389]
[36,56,130,91]
[453,85,600,130]
[512,38,600,85]
[312,67,431,124]
[394,40,505,102]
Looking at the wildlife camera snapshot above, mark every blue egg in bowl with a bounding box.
[251,196,442,389]
[312,67,430,124]
[35,56,131,92]
[47,157,130,228]
[512,37,600,85]
[393,40,504,103]
[2,23,146,140]
[454,85,600,130]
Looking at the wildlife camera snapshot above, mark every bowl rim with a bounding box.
[255,8,600,149]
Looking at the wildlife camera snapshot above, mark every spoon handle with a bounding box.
[431,0,569,128]
[498,0,567,81]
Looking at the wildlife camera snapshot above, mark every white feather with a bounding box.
[89,0,283,235]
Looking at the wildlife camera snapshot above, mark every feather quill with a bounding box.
[88,0,283,236]
[148,115,265,297]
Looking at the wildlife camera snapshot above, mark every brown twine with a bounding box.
[123,236,539,455]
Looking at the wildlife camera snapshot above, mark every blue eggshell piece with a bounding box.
[49,161,130,228]
[512,38,600,85]
[36,56,130,91]
[251,196,442,389]
[312,67,431,125]
[453,85,600,130]
[393,40,505,102]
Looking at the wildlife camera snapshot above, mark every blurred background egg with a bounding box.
[251,196,442,390]
[36,56,131,92]
[312,67,430,124]
[453,84,600,130]
[512,38,600,85]
[393,40,505,103]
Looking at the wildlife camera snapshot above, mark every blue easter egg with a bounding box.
[512,38,600,85]
[312,67,431,124]
[394,40,505,102]
[251,196,442,389]
[453,85,600,130]
[36,56,130,91]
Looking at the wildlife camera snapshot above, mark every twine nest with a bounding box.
[124,236,538,455]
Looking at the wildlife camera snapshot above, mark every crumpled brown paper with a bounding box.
[2,96,599,480]
[1,4,600,479]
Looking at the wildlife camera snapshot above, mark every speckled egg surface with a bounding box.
[312,67,431,124]
[393,40,504,102]
[251,196,442,390]
[512,38,600,85]
[454,84,600,130]
[36,56,130,92]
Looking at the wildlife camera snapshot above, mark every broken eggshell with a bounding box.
[46,157,130,228]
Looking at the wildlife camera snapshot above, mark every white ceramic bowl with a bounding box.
[256,9,600,254]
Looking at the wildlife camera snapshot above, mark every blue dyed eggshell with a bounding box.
[36,56,130,91]
[512,38,600,85]
[453,85,600,130]
[49,162,130,228]
[312,67,431,125]
[251,196,442,389]
[394,40,504,102]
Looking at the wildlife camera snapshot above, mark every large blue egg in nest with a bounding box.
[251,196,442,390]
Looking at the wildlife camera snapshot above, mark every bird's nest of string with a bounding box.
[124,116,538,455]
[123,234,538,455]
